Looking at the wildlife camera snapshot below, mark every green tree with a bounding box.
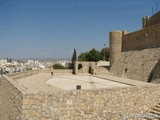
[77,47,110,62]
[71,48,77,69]
[78,52,88,61]
[66,62,72,69]
[100,47,110,61]
[52,64,66,69]
[86,48,101,62]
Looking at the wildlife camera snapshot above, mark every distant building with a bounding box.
[55,60,71,67]
[27,60,34,64]
[0,59,7,65]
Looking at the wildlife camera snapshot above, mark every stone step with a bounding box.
[153,107,160,112]
[156,104,160,108]
[150,109,160,116]
[146,103,160,120]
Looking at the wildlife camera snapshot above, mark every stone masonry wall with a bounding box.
[53,69,72,74]
[1,74,160,120]
[109,31,123,67]
[0,76,24,120]
[143,12,160,28]
[122,23,160,52]
[110,47,160,82]
[21,85,160,120]
[74,61,95,74]
[43,68,72,74]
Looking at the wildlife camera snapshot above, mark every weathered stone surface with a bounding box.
[0,76,23,120]
[110,47,160,82]
[1,73,160,120]
[19,85,160,120]
[109,12,160,83]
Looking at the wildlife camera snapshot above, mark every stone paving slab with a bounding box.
[45,75,130,90]
[13,72,152,94]
[15,73,62,94]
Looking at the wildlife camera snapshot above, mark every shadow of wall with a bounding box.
[148,59,160,83]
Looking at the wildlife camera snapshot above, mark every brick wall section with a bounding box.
[122,23,160,52]
[21,85,160,120]
[0,76,24,120]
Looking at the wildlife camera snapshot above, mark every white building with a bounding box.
[27,60,34,64]
[0,59,7,65]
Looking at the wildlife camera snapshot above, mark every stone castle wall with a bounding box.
[110,47,160,82]
[0,76,24,120]
[122,23,160,52]
[122,12,160,52]
[143,12,160,28]
[109,12,160,82]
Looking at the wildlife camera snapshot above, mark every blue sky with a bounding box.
[0,0,159,59]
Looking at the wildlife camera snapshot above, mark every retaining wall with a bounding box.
[21,86,160,120]
[1,75,160,120]
[0,76,24,120]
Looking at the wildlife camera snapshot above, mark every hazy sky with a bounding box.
[0,0,159,59]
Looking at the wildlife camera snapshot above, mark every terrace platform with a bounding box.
[8,72,151,94]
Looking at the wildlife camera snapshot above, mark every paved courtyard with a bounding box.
[13,72,150,94]
[45,75,130,90]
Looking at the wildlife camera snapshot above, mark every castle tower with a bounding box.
[109,31,127,68]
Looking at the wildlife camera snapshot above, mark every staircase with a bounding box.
[145,102,160,120]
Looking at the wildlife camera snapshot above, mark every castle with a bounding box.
[2,11,160,120]
[109,11,160,83]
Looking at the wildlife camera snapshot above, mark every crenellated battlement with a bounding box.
[142,11,160,28]
[122,23,160,52]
